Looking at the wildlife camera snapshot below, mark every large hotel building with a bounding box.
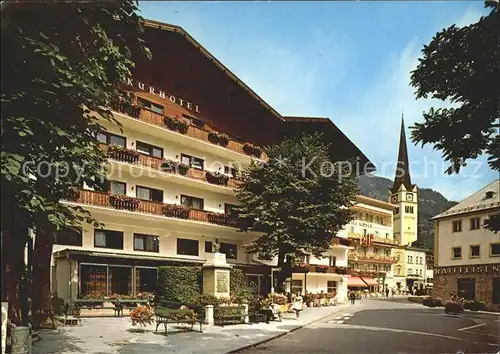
[49,20,404,302]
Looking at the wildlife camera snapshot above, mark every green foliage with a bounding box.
[410,6,499,175]
[157,266,202,303]
[230,268,255,303]
[236,133,358,269]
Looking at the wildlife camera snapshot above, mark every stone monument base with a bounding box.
[203,253,232,298]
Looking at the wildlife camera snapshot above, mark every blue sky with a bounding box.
[139,1,497,202]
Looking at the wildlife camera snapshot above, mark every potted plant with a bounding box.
[130,305,154,332]
[109,194,140,211]
[164,116,178,131]
[217,133,230,147]
[160,160,189,175]
[162,204,190,219]
[243,142,263,158]
[208,132,220,144]
[444,300,463,315]
[177,120,189,134]
[207,211,228,225]
[316,265,329,273]
[206,171,229,186]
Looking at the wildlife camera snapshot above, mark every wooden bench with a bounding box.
[154,307,203,336]
[214,306,246,326]
[73,299,149,317]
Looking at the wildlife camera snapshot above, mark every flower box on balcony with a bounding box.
[206,171,229,186]
[162,204,190,219]
[109,195,140,211]
[111,99,140,118]
[163,116,189,134]
[160,160,189,176]
[243,143,263,158]
[316,265,329,273]
[208,132,230,147]
[292,263,310,273]
[107,145,140,164]
[207,212,229,225]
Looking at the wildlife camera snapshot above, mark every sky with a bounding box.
[139,1,497,202]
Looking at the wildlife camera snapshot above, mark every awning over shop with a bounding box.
[361,277,379,286]
[348,276,368,288]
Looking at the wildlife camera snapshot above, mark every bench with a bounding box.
[277,304,298,321]
[73,299,149,317]
[214,306,246,326]
[154,307,203,335]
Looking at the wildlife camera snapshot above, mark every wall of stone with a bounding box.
[433,272,500,312]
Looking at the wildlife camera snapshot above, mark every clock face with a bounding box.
[406,193,413,201]
[391,195,398,204]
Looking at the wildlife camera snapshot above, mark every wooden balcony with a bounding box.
[348,252,398,264]
[308,265,349,275]
[347,269,387,277]
[73,190,237,228]
[111,102,266,160]
[347,232,399,247]
[102,145,243,189]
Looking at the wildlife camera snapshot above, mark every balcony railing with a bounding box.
[348,252,398,263]
[72,190,237,227]
[111,102,266,160]
[347,269,387,277]
[102,145,243,189]
[308,265,349,275]
[347,233,399,246]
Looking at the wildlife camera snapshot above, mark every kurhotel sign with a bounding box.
[126,79,201,113]
[434,264,499,276]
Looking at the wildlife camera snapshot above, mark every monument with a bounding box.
[203,238,232,298]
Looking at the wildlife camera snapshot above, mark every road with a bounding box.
[240,298,500,353]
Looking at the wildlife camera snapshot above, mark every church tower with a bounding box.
[388,117,418,246]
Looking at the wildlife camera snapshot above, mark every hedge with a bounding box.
[230,268,255,302]
[157,266,202,303]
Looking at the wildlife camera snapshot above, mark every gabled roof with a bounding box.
[143,19,283,123]
[432,179,500,220]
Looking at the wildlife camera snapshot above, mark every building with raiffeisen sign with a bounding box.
[432,179,500,311]
[49,20,376,303]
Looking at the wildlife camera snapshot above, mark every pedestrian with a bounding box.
[292,292,304,319]
[349,291,356,305]
[385,288,389,297]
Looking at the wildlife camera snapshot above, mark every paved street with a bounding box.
[240,298,500,354]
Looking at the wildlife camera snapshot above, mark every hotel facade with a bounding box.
[432,179,500,311]
[49,20,376,302]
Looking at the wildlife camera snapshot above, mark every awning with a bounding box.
[348,276,368,287]
[361,277,379,286]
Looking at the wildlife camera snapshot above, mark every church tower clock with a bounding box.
[388,117,418,246]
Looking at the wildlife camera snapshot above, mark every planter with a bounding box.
[2,302,7,354]
[206,171,229,186]
[177,121,189,134]
[207,212,228,225]
[243,143,263,158]
[164,116,178,131]
[208,132,220,144]
[109,195,139,211]
[11,326,31,354]
[107,145,140,164]
[444,301,463,315]
[162,204,190,219]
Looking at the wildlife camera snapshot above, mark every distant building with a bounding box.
[432,179,500,311]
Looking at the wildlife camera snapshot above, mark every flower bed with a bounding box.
[130,305,155,329]
[162,204,190,219]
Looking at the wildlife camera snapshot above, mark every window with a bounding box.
[109,266,132,295]
[55,227,82,246]
[95,179,126,195]
[470,217,480,230]
[205,241,213,253]
[181,195,204,210]
[177,238,199,256]
[134,233,159,253]
[385,249,390,256]
[220,243,237,259]
[80,265,107,296]
[419,269,423,275]
[181,153,204,170]
[135,268,157,293]
[224,165,239,178]
[329,256,336,267]
[493,278,500,305]
[138,97,163,114]
[490,243,500,257]
[452,220,462,232]
[470,245,480,258]
[408,268,413,275]
[374,247,379,254]
[97,132,126,147]
[136,186,163,202]
[452,247,462,259]
[485,191,496,199]
[405,206,414,213]
[136,141,163,158]
[327,281,337,294]
[94,229,123,249]
[407,255,412,263]
[291,280,303,295]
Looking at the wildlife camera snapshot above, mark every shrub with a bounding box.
[230,268,255,303]
[157,266,202,303]
[463,299,486,311]
[444,301,463,314]
[130,306,155,328]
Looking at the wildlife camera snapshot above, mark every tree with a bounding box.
[236,133,358,292]
[410,4,499,232]
[1,1,150,326]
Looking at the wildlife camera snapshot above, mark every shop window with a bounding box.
[452,247,462,259]
[490,243,500,257]
[457,278,475,300]
[138,97,163,114]
[291,280,303,295]
[469,245,480,258]
[327,281,337,294]
[109,266,132,295]
[470,217,480,230]
[452,220,462,233]
[94,229,123,249]
[80,264,107,296]
[97,132,126,147]
[55,227,82,246]
[493,278,500,304]
[135,268,157,293]
[136,185,163,202]
[220,242,237,260]
[181,195,204,210]
[136,141,163,158]
[177,238,199,256]
[134,233,159,253]
[181,153,204,170]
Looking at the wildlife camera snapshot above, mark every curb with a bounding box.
[226,304,349,353]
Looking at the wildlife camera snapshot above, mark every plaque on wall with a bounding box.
[216,271,229,293]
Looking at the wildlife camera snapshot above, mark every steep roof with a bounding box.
[432,179,500,220]
[390,117,414,193]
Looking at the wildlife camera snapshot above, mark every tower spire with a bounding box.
[391,115,413,193]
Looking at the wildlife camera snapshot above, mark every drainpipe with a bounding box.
[67,254,72,304]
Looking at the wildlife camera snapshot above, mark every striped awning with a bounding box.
[348,276,368,287]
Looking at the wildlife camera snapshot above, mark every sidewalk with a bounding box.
[33,304,351,354]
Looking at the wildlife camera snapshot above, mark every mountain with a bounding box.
[357,174,458,249]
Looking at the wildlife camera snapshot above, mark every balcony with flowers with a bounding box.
[348,252,398,264]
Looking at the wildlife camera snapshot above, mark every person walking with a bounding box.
[292,292,304,319]
[349,291,356,305]
[385,287,389,297]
